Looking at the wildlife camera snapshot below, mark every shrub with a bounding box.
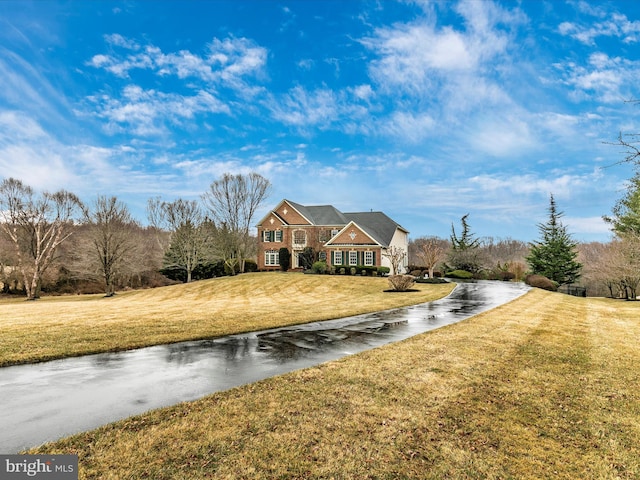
[244,259,258,272]
[312,261,327,274]
[360,265,378,276]
[300,246,315,270]
[525,274,558,292]
[416,277,449,284]
[279,247,291,272]
[378,266,390,276]
[446,269,474,279]
[387,274,416,292]
[350,267,357,275]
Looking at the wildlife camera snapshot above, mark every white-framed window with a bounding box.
[349,251,358,265]
[263,230,283,242]
[334,251,343,265]
[265,250,279,266]
[331,229,339,237]
[364,251,374,266]
[293,230,306,245]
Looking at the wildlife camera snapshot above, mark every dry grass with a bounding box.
[0,272,454,366]
[29,289,640,479]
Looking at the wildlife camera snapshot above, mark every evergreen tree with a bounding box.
[448,214,483,273]
[526,195,582,285]
[603,170,640,236]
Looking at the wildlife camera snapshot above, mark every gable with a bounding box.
[260,213,285,228]
[275,200,312,225]
[343,212,407,247]
[326,222,379,246]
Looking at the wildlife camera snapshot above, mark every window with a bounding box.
[265,250,279,266]
[293,230,306,245]
[263,230,282,242]
[319,251,327,262]
[333,251,343,265]
[331,229,339,237]
[364,251,374,266]
[349,251,358,265]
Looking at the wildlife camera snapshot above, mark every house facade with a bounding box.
[256,199,409,273]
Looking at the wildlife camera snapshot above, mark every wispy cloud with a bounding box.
[362,0,523,97]
[559,9,640,45]
[86,34,268,137]
[89,86,230,136]
[558,53,639,103]
[89,34,267,87]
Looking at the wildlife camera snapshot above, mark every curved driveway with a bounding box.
[0,280,529,453]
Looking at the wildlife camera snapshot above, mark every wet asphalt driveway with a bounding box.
[0,280,529,453]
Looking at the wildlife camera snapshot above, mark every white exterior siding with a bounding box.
[380,229,409,274]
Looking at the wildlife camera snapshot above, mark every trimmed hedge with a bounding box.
[332,265,379,276]
[525,274,558,292]
[446,269,474,279]
[416,277,449,284]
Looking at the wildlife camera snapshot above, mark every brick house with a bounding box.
[256,199,409,273]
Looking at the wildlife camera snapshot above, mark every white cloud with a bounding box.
[565,216,611,235]
[0,112,115,193]
[363,0,522,96]
[90,86,230,136]
[468,115,534,157]
[558,11,640,45]
[382,111,435,143]
[89,34,267,88]
[468,170,600,200]
[268,86,339,129]
[558,53,639,103]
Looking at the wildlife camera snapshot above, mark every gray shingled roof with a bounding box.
[283,200,407,247]
[344,211,405,246]
[286,200,348,225]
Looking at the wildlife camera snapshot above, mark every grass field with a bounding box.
[0,272,454,366]
[23,284,640,479]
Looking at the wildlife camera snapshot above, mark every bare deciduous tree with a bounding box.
[85,196,138,296]
[0,178,83,299]
[147,198,210,283]
[202,172,271,273]
[382,245,407,275]
[413,236,448,278]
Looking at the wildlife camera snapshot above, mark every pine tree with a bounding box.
[526,195,582,285]
[603,170,640,236]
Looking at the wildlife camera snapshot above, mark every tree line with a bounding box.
[408,132,640,300]
[0,173,270,299]
[1,145,639,300]
[408,194,581,286]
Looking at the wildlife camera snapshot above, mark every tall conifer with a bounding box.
[526,195,582,285]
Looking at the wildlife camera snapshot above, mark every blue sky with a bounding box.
[1,0,640,242]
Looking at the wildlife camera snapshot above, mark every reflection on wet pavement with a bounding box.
[0,280,529,453]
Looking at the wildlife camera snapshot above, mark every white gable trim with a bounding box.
[324,221,381,247]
